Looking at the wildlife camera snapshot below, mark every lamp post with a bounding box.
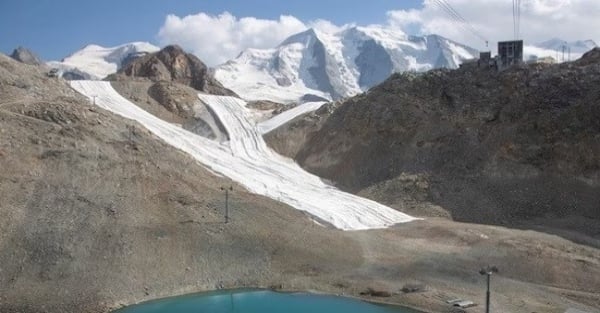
[220,186,233,223]
[479,265,499,313]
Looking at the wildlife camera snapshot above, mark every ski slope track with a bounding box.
[70,81,418,230]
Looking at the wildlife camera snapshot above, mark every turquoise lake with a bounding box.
[114,290,424,313]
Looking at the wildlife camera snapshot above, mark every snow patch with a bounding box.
[49,42,159,79]
[257,101,327,134]
[70,81,417,230]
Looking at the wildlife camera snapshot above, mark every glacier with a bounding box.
[70,81,417,230]
[48,42,159,80]
[214,26,479,103]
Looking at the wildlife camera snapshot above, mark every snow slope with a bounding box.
[215,26,478,103]
[257,101,326,134]
[48,42,159,80]
[70,81,417,230]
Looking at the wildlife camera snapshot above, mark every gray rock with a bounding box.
[10,46,43,65]
[111,45,237,97]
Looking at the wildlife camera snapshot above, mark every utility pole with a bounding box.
[479,265,499,313]
[220,186,233,223]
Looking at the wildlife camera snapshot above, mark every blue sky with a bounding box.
[2,0,597,65]
[0,0,422,60]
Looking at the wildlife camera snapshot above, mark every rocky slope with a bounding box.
[106,45,237,140]
[2,52,600,313]
[277,48,600,242]
[111,45,235,96]
[0,52,355,312]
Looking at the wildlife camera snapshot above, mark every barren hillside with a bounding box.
[276,49,600,243]
[2,53,599,313]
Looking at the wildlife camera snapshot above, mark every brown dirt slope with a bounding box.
[0,53,354,312]
[293,49,600,241]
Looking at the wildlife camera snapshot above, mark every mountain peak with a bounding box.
[279,28,323,47]
[10,46,43,65]
[215,27,477,103]
[159,44,186,55]
[48,42,160,80]
[114,45,236,96]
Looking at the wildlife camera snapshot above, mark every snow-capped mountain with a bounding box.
[47,42,159,80]
[525,38,598,62]
[214,26,478,103]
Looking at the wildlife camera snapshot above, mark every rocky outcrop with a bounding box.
[574,47,600,66]
[292,53,600,238]
[111,45,236,96]
[10,46,43,65]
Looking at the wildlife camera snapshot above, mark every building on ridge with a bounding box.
[498,40,523,69]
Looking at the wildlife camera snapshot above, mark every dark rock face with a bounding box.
[10,46,43,65]
[292,29,351,100]
[356,39,393,90]
[307,38,337,99]
[61,71,86,80]
[114,45,236,96]
[300,94,330,103]
[295,56,600,236]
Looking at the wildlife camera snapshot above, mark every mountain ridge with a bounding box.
[214,25,479,103]
[10,46,43,66]
[47,41,159,80]
[109,45,236,97]
[276,49,600,243]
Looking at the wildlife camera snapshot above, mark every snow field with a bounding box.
[49,42,159,80]
[71,81,418,230]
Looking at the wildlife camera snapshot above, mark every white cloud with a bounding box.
[157,12,307,66]
[387,0,600,51]
[308,19,353,34]
[157,2,599,66]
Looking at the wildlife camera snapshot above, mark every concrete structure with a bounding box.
[480,51,491,63]
[478,51,497,68]
[498,40,523,69]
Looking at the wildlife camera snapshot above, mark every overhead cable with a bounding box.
[431,0,488,43]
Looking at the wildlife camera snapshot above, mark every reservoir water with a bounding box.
[114,290,424,313]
